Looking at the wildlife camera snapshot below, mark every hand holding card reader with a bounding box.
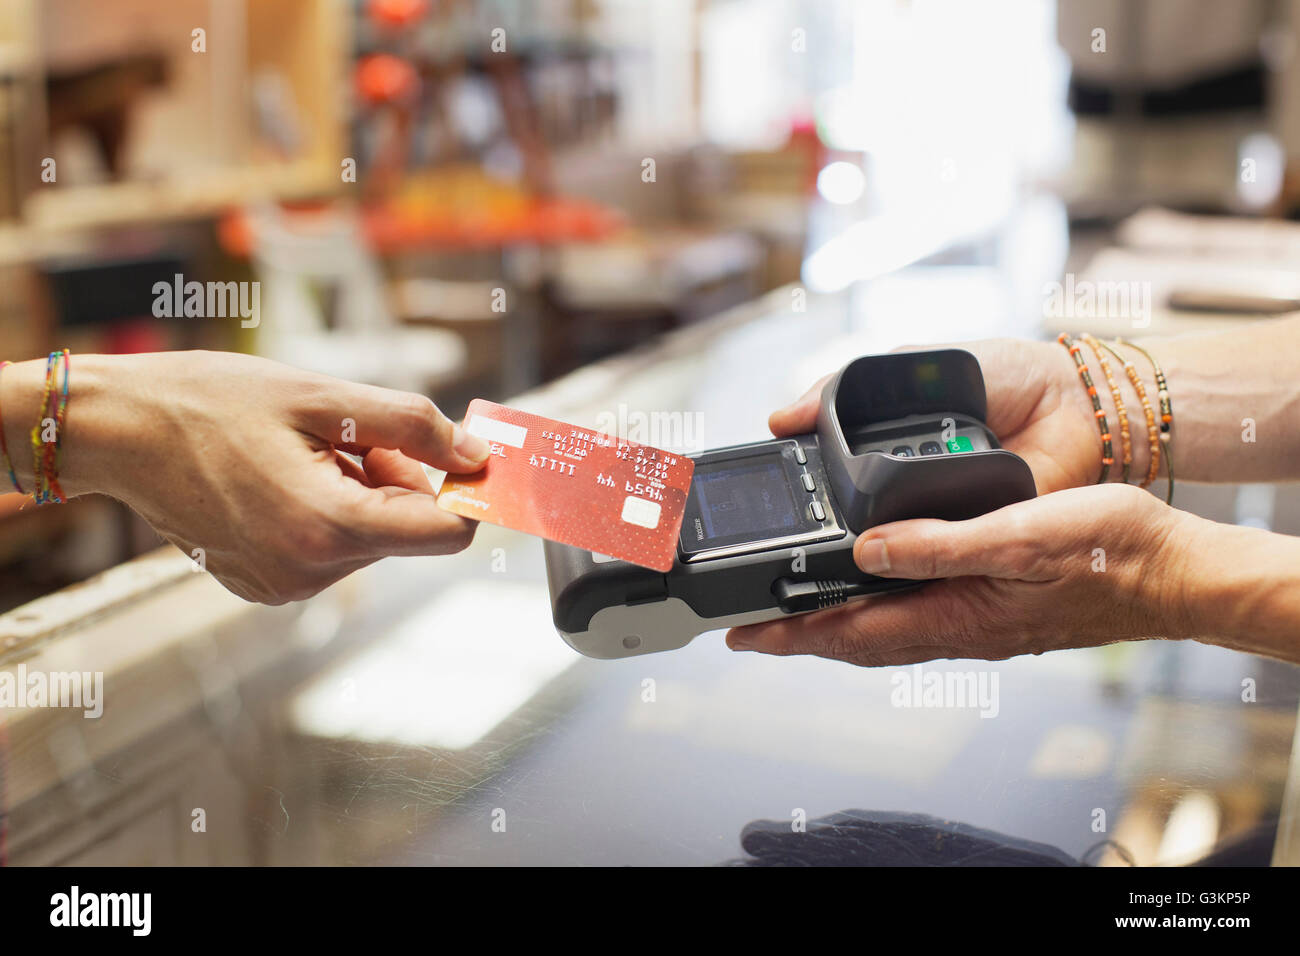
[543,349,1037,658]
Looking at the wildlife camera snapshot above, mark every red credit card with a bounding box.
[437,399,695,572]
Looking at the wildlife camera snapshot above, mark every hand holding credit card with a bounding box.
[436,399,694,572]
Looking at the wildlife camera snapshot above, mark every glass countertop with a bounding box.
[3,284,1298,867]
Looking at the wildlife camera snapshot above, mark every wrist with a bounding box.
[0,353,136,500]
[1046,336,1132,486]
[1097,354,1149,486]
[1081,336,1154,486]
[1167,513,1300,661]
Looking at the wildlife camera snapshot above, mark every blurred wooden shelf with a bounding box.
[0,160,340,265]
[0,0,348,248]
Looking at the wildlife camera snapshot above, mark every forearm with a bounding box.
[1174,514,1300,663]
[1136,315,1300,483]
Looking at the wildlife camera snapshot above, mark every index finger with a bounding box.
[725,580,985,665]
[296,379,490,474]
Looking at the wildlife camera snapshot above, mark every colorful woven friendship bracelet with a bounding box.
[48,348,70,501]
[1057,332,1112,484]
[29,349,70,504]
[47,349,70,503]
[28,351,57,502]
[0,360,24,495]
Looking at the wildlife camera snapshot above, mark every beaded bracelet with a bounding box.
[1097,339,1160,489]
[1079,333,1131,484]
[1117,338,1174,505]
[0,361,24,495]
[1057,333,1112,484]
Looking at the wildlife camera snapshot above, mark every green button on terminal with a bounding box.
[945,435,974,453]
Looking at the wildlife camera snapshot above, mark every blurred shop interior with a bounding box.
[2,0,1300,866]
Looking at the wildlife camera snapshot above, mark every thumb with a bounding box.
[769,375,829,437]
[854,510,1033,581]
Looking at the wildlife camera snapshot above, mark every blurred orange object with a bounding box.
[367,0,429,28]
[355,54,420,105]
[360,196,622,250]
[218,198,622,258]
[219,168,623,256]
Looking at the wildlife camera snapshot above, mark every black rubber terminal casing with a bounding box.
[817,349,1036,529]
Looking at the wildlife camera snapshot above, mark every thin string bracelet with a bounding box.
[1099,338,1159,489]
[46,349,71,502]
[0,361,25,495]
[1117,338,1175,506]
[30,349,70,505]
[29,351,58,503]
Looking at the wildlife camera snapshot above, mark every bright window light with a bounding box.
[289,581,579,750]
[816,161,866,204]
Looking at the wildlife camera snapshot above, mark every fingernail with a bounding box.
[857,537,890,574]
[726,632,753,652]
[453,425,490,462]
